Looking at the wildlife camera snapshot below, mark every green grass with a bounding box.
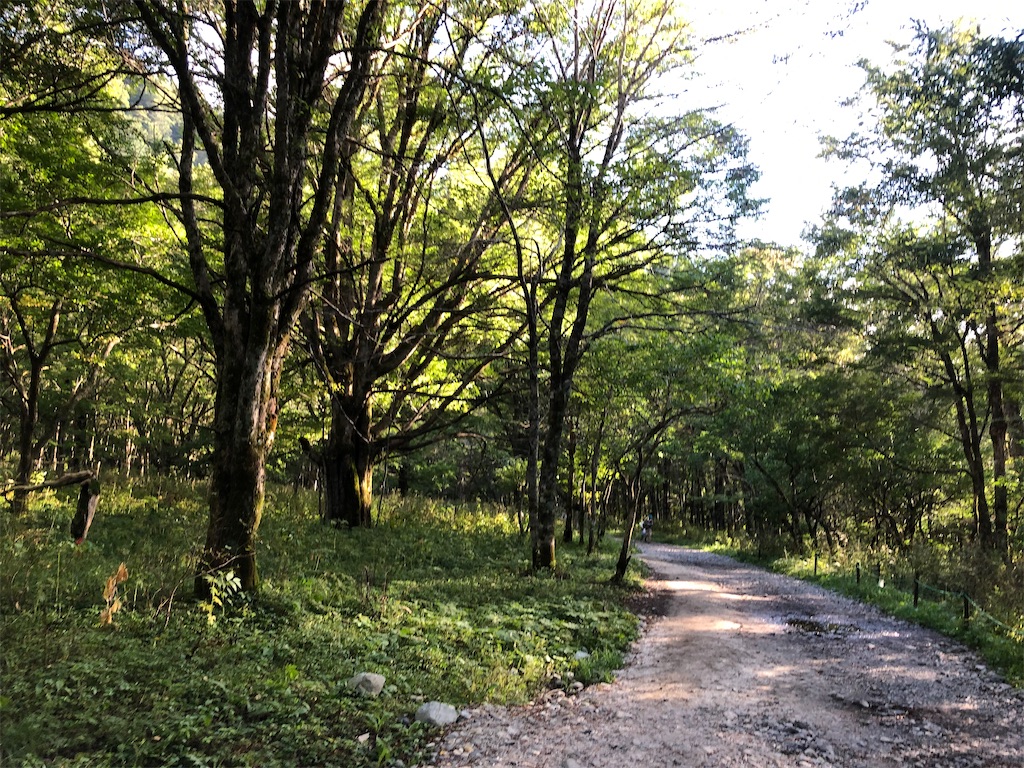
[0,480,641,767]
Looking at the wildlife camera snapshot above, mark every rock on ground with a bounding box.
[417,701,461,727]
[349,672,387,698]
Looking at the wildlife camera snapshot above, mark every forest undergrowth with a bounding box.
[0,478,640,767]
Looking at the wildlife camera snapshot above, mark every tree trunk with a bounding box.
[195,331,281,598]
[522,271,542,555]
[11,412,34,516]
[533,479,557,569]
[11,361,43,516]
[971,222,1006,555]
[714,458,728,531]
[612,482,641,583]
[985,301,1008,555]
[660,459,671,523]
[585,411,607,556]
[198,436,267,596]
[533,110,597,571]
[323,443,374,528]
[70,478,101,543]
[1004,397,1024,458]
[935,336,991,548]
[534,391,567,568]
[322,395,374,528]
[562,424,577,544]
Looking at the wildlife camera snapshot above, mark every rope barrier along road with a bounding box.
[844,561,1024,644]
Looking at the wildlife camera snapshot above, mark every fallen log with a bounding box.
[2,470,96,495]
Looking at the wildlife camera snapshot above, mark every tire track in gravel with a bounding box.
[427,543,1024,768]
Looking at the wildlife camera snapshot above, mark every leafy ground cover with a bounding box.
[0,480,640,767]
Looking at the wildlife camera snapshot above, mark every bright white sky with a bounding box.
[681,0,1024,246]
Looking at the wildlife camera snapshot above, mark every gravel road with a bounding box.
[427,543,1024,767]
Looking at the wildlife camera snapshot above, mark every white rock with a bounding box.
[347,672,386,698]
[415,701,460,726]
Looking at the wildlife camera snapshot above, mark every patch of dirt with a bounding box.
[424,543,1024,767]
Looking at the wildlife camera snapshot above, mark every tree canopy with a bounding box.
[3,9,1024,595]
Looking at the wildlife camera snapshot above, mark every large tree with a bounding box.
[3,1,388,588]
[826,24,1024,555]
[501,0,757,568]
[301,0,525,528]
[121,0,387,592]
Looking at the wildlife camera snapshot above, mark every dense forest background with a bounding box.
[4,2,1024,582]
[2,2,1024,764]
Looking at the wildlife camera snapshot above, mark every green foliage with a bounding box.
[0,479,639,767]
[198,569,242,625]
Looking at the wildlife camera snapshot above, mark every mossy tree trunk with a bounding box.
[132,0,385,596]
[196,322,282,595]
[322,394,374,528]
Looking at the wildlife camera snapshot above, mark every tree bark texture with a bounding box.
[322,395,374,528]
[133,0,384,594]
[197,328,281,594]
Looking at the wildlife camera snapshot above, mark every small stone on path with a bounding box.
[416,701,460,726]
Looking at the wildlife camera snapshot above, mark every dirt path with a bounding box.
[427,543,1024,767]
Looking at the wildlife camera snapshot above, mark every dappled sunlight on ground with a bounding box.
[753,664,801,681]
[434,544,1024,768]
[655,579,715,591]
